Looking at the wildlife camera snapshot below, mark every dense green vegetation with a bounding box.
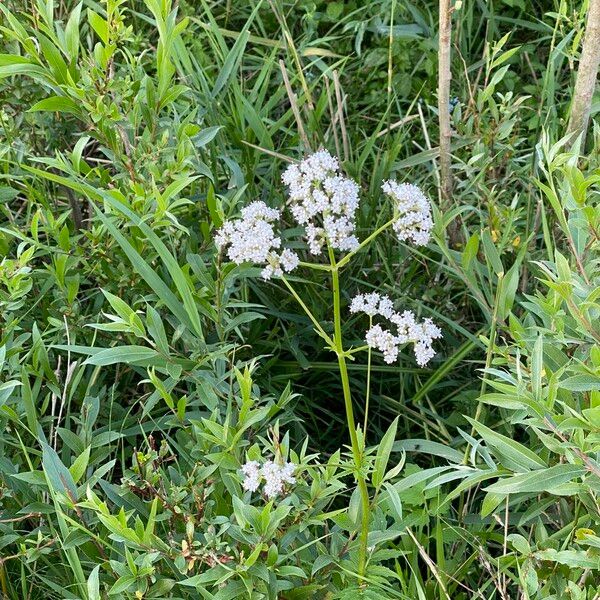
[0,0,598,598]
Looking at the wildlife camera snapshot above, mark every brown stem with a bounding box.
[567,0,600,149]
[438,0,453,205]
[438,0,461,247]
[65,187,84,232]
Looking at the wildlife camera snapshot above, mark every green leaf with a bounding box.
[41,441,78,500]
[466,417,546,472]
[507,533,531,555]
[481,229,504,276]
[560,374,600,392]
[393,439,463,463]
[193,126,222,149]
[373,417,398,489]
[69,447,91,483]
[82,346,159,366]
[0,380,21,408]
[29,96,81,115]
[87,9,108,44]
[87,565,101,600]
[108,575,136,596]
[533,549,600,569]
[211,30,250,98]
[485,464,586,495]
[65,3,83,61]
[0,186,19,202]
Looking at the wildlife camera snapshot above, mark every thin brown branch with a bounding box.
[279,59,311,151]
[567,0,600,149]
[438,0,453,207]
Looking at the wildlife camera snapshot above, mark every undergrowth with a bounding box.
[0,1,598,598]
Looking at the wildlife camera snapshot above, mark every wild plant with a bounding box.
[216,149,442,582]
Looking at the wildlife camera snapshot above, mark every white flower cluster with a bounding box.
[350,292,442,366]
[349,292,395,319]
[241,459,296,498]
[382,181,433,246]
[214,201,299,280]
[282,150,360,255]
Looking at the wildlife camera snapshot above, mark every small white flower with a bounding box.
[280,248,299,272]
[261,248,300,280]
[352,296,442,366]
[382,181,433,246]
[240,459,297,498]
[280,462,296,485]
[349,293,395,319]
[414,341,436,367]
[215,201,298,279]
[261,460,296,498]
[241,460,261,492]
[261,460,281,498]
[377,296,395,319]
[282,150,360,254]
[365,324,399,364]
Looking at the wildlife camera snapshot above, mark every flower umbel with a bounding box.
[240,459,297,498]
[351,293,442,366]
[214,200,299,280]
[349,292,395,319]
[240,460,261,492]
[282,150,360,255]
[382,180,433,246]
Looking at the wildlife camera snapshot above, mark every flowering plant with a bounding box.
[216,150,442,582]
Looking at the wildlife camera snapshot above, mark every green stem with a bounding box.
[346,344,370,355]
[298,260,332,271]
[363,316,373,435]
[463,273,503,465]
[337,218,396,269]
[328,247,370,582]
[281,276,335,348]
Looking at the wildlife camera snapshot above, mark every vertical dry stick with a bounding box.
[333,70,350,162]
[268,0,315,111]
[65,187,84,231]
[567,0,600,149]
[438,0,453,206]
[279,59,311,151]
[325,76,342,159]
[406,527,452,600]
[439,0,462,247]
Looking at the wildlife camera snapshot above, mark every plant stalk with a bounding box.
[438,0,453,207]
[567,0,600,149]
[329,248,370,582]
[337,218,396,269]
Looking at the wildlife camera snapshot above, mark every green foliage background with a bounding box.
[0,0,598,598]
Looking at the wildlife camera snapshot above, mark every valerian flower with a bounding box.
[349,292,395,319]
[382,180,433,246]
[214,200,299,280]
[240,460,261,492]
[351,294,442,366]
[282,150,360,255]
[240,459,297,498]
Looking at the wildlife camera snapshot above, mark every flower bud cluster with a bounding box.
[282,150,360,255]
[214,201,299,280]
[241,459,296,498]
[350,292,442,366]
[382,181,433,246]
